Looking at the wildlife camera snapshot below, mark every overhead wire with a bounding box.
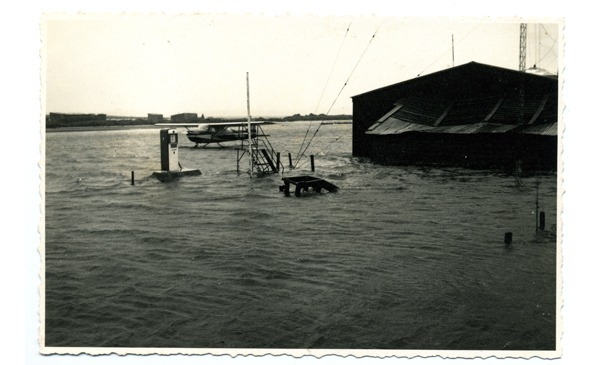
[541,24,558,44]
[314,23,352,115]
[538,45,556,67]
[294,23,382,169]
[537,24,558,69]
[295,128,352,169]
[295,22,352,163]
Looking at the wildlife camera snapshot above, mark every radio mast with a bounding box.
[519,24,527,71]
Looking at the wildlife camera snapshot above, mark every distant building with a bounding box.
[47,113,107,127]
[148,114,164,123]
[171,113,198,123]
[351,62,558,171]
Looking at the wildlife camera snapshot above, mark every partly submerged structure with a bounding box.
[351,62,558,171]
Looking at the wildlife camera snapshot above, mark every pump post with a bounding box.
[152,128,201,181]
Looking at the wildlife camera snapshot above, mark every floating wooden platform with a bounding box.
[151,169,201,182]
[280,176,339,197]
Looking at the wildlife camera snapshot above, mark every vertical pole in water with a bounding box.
[131,171,134,185]
[539,212,546,230]
[288,152,292,168]
[310,155,315,172]
[247,72,252,177]
[276,152,281,172]
[535,176,540,233]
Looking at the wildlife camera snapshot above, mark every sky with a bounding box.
[43,15,560,118]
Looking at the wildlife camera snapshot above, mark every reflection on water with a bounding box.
[44,122,557,349]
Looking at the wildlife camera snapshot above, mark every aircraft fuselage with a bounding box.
[185,130,249,144]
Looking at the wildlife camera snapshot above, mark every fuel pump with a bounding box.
[160,129,180,171]
[152,129,201,181]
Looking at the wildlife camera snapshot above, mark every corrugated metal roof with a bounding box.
[364,119,416,135]
[488,124,520,133]
[523,122,558,136]
[364,88,556,137]
[366,119,555,136]
[384,121,431,135]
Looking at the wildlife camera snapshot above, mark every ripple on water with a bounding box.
[44,125,558,350]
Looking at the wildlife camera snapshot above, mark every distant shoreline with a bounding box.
[45,124,161,133]
[45,119,352,133]
[45,114,352,131]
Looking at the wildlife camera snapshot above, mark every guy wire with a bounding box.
[295,23,352,164]
[295,23,382,168]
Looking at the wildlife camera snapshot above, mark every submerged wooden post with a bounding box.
[539,212,546,231]
[131,171,134,185]
[276,152,281,171]
[310,155,315,172]
[504,232,512,244]
[288,152,293,168]
[284,181,290,197]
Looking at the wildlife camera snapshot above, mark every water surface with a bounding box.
[45,122,557,350]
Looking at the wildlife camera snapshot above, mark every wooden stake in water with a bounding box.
[247,72,252,177]
[131,171,134,185]
[535,175,540,233]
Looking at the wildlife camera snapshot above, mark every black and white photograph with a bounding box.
[39,13,562,358]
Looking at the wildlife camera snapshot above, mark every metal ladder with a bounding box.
[236,124,285,175]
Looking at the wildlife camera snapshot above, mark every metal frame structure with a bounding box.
[235,124,283,175]
[519,23,527,72]
[236,73,283,175]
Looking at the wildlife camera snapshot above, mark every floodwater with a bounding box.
[44,121,558,350]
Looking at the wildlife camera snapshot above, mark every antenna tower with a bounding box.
[519,24,527,71]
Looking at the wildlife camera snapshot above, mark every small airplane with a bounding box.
[155,121,272,147]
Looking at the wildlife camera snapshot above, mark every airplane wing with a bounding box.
[204,121,274,126]
[156,121,273,127]
[155,123,199,127]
